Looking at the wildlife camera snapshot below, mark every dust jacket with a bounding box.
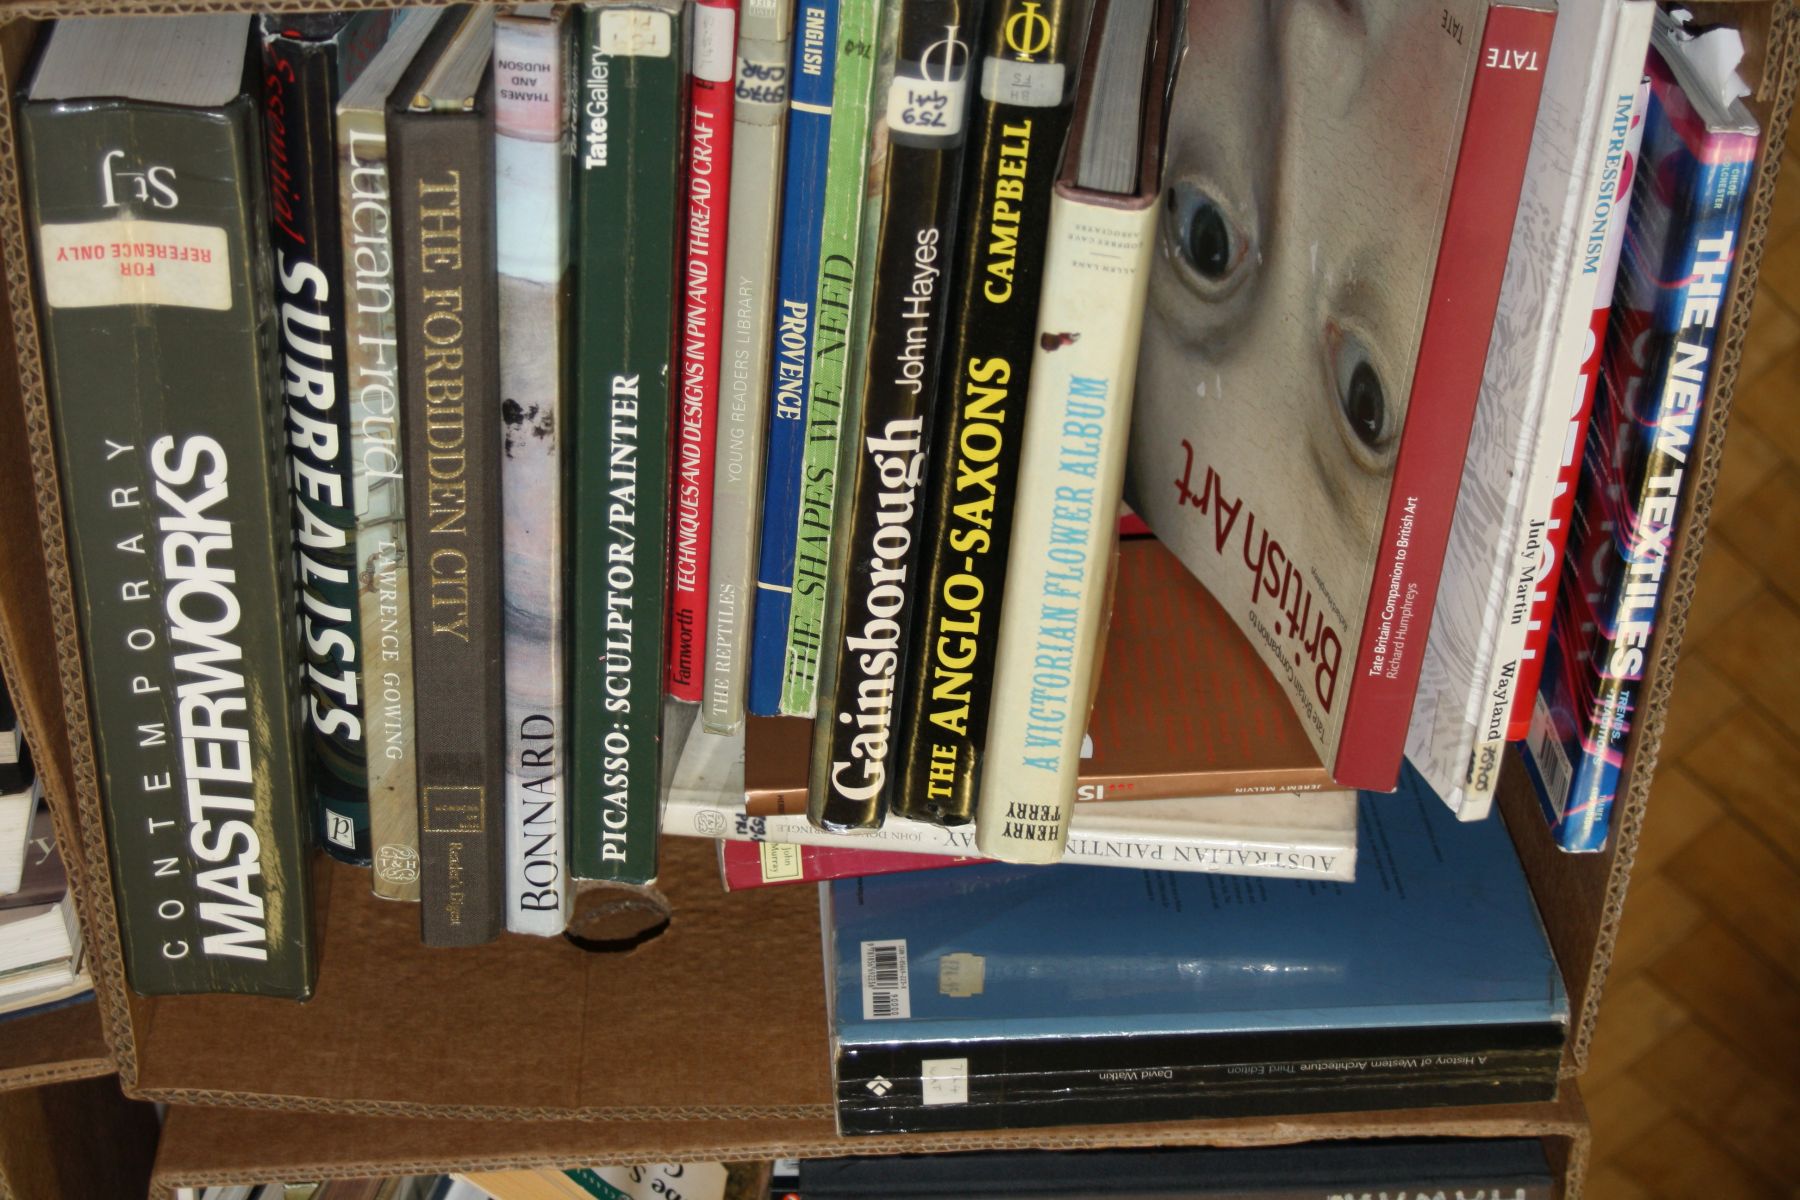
[23,15,318,996]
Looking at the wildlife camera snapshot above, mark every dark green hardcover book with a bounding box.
[893,0,1074,824]
[259,11,393,866]
[810,0,982,829]
[20,14,317,997]
[568,0,688,883]
[389,8,506,945]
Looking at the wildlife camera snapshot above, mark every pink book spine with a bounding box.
[718,839,977,890]
[1508,79,1650,741]
[668,0,740,701]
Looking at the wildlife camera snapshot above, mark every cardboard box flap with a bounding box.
[146,1089,1589,1197]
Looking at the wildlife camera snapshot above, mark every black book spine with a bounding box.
[390,74,506,946]
[260,18,382,865]
[835,1021,1566,1135]
[810,0,983,830]
[893,0,1074,824]
[21,83,317,997]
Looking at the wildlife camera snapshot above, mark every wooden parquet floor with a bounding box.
[1583,141,1800,1200]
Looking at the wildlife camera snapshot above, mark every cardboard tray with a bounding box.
[0,0,1788,1144]
[0,1073,159,1200]
[0,999,111,1093]
[145,1089,1591,1200]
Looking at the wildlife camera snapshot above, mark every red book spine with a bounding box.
[1333,4,1555,790]
[718,839,977,890]
[667,0,740,701]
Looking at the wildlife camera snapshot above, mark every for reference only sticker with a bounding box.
[38,219,230,311]
[861,938,910,1020]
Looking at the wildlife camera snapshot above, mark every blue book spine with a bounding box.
[747,0,840,716]
[1523,53,1757,852]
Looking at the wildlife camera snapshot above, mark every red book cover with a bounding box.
[1333,4,1555,786]
[718,839,974,890]
[668,0,740,701]
[1130,0,1553,792]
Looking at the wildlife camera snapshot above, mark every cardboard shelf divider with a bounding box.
[0,0,1787,1178]
[0,1073,159,1200]
[143,1088,1593,1199]
[0,999,111,1093]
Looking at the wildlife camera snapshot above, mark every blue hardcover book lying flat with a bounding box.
[824,764,1567,1134]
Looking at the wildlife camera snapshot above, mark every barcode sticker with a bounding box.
[1528,693,1572,819]
[861,939,911,1020]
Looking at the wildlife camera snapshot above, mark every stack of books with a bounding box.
[9,0,1763,1141]
[0,678,89,1018]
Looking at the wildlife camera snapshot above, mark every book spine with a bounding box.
[779,0,886,715]
[669,0,741,703]
[893,0,1073,824]
[834,1026,1562,1135]
[810,0,977,829]
[568,3,688,883]
[1509,73,1652,739]
[972,193,1156,864]
[703,0,795,733]
[1405,1,1649,821]
[338,101,421,901]
[1524,67,1755,852]
[718,838,973,889]
[1473,36,1651,801]
[1331,5,1554,791]
[392,84,507,945]
[746,0,839,717]
[262,29,372,864]
[495,10,573,934]
[665,790,1356,880]
[22,95,317,997]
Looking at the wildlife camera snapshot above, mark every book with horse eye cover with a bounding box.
[1127,0,1552,792]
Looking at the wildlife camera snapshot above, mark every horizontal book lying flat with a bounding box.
[749,536,1334,817]
[825,762,1567,1134]
[670,719,1357,881]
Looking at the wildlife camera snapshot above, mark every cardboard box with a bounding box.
[145,1090,1591,1200]
[0,1073,158,1200]
[0,0,1788,1178]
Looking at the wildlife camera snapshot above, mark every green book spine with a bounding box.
[568,0,688,883]
[780,0,887,715]
[21,87,317,997]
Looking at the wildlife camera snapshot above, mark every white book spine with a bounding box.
[496,10,573,934]
[703,0,794,733]
[339,102,421,902]
[663,791,1357,882]
[1405,0,1653,820]
[974,191,1156,863]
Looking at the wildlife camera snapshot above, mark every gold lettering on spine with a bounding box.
[416,173,470,641]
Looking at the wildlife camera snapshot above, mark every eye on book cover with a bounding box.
[1129,0,1544,788]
